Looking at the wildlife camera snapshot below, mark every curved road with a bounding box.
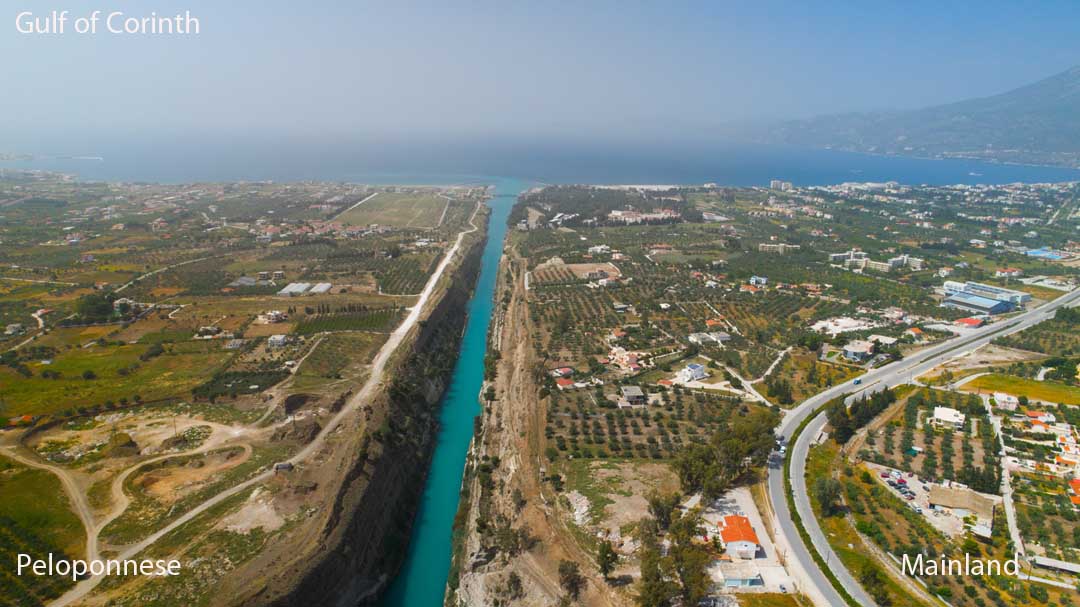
[0,446,96,558]
[51,200,484,606]
[770,287,1080,607]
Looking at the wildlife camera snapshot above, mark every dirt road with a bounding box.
[50,200,483,607]
[456,245,623,607]
[0,446,96,559]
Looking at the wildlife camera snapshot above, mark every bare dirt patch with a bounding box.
[592,462,678,530]
[112,316,181,342]
[218,487,285,533]
[936,343,1045,372]
[244,322,295,337]
[136,446,251,505]
[532,261,622,284]
[149,287,185,298]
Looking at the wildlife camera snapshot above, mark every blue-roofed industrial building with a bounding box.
[943,292,1013,315]
[943,280,1031,306]
[1026,248,1066,261]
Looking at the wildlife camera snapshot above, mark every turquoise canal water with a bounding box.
[379,177,524,607]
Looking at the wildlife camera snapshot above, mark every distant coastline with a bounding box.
[3,139,1080,187]
[811,144,1080,172]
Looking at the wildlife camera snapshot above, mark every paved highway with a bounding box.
[768,287,1080,607]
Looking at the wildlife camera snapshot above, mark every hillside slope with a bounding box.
[759,65,1080,168]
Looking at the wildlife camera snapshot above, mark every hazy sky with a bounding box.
[4,0,1080,145]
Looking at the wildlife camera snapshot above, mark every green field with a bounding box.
[297,332,388,379]
[1,341,232,417]
[0,456,85,556]
[965,373,1080,405]
[294,308,403,335]
[737,595,803,607]
[0,455,85,605]
[336,192,448,228]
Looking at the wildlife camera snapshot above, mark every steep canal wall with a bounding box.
[232,205,490,607]
[378,180,518,607]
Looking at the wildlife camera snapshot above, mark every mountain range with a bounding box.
[753,65,1080,169]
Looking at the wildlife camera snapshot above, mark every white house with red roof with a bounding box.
[719,515,761,559]
[1027,410,1057,425]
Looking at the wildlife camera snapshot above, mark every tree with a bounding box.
[74,293,114,321]
[826,399,854,444]
[767,378,794,405]
[814,477,843,517]
[558,560,585,599]
[859,563,891,605]
[506,571,524,600]
[597,539,617,579]
[646,491,680,531]
[827,389,896,444]
[674,407,779,497]
[668,510,710,605]
[961,534,981,556]
[637,521,675,607]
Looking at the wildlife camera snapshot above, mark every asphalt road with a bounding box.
[768,287,1080,607]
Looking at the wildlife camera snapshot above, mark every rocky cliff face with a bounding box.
[226,216,488,607]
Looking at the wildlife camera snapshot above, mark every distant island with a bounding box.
[750,65,1080,169]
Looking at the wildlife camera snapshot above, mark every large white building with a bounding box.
[831,249,923,272]
[993,392,1019,411]
[842,340,875,361]
[688,332,731,346]
[268,334,290,349]
[676,363,708,383]
[932,406,966,430]
[943,280,1031,306]
[758,243,801,254]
